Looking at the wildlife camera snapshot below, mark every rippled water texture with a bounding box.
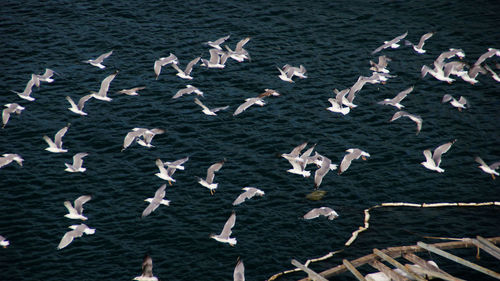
[1,0,499,280]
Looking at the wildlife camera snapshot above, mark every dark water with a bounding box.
[1,0,499,280]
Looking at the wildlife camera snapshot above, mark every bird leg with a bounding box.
[168,180,172,186]
[492,174,496,180]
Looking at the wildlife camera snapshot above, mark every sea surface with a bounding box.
[1,0,499,280]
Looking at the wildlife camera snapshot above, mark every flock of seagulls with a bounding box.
[1,28,499,280]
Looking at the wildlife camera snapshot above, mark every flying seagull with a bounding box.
[171,56,200,79]
[57,224,95,250]
[442,94,467,111]
[201,48,229,68]
[204,35,231,50]
[377,86,414,109]
[155,159,179,185]
[475,156,500,179]
[405,32,435,54]
[35,68,57,83]
[338,148,370,175]
[0,235,9,248]
[225,37,251,62]
[370,55,392,73]
[233,258,245,281]
[421,139,456,173]
[142,184,170,218]
[11,74,39,101]
[133,254,159,281]
[172,85,204,99]
[117,86,146,96]
[313,154,337,189]
[194,98,229,116]
[84,50,113,69]
[371,31,408,54]
[232,187,265,206]
[197,159,225,195]
[210,211,237,246]
[154,53,178,79]
[389,111,422,135]
[2,103,25,128]
[303,207,339,220]
[233,89,280,116]
[122,128,164,151]
[43,123,70,153]
[64,195,92,220]
[285,144,315,177]
[327,89,350,115]
[65,152,88,173]
[0,154,23,169]
[91,71,119,101]
[66,94,93,116]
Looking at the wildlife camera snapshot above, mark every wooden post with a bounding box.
[369,260,410,281]
[475,236,500,260]
[417,241,500,280]
[342,259,366,281]
[373,248,426,281]
[291,259,328,281]
[402,253,464,281]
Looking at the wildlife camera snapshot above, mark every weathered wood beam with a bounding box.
[342,259,366,281]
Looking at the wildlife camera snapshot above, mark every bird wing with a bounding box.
[235,37,251,51]
[72,153,88,169]
[206,160,224,184]
[141,201,159,218]
[233,98,258,116]
[64,200,77,214]
[233,259,245,281]
[211,105,229,113]
[393,86,413,103]
[141,255,154,277]
[194,98,210,111]
[474,156,488,167]
[173,86,193,99]
[390,111,406,122]
[423,149,434,164]
[442,94,453,103]
[98,71,118,96]
[213,34,230,45]
[156,159,168,175]
[95,50,113,63]
[57,230,77,249]
[433,140,455,167]
[170,157,189,167]
[303,208,320,219]
[289,142,308,157]
[232,190,250,206]
[78,94,93,110]
[314,156,331,188]
[54,125,69,148]
[123,130,143,150]
[74,195,91,215]
[2,108,11,127]
[489,161,500,170]
[220,212,236,238]
[416,32,434,49]
[458,96,467,106]
[339,152,356,174]
[184,56,201,75]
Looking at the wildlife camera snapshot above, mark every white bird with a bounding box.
[0,154,23,169]
[194,98,229,116]
[232,187,265,206]
[333,88,357,108]
[442,94,467,111]
[164,156,189,170]
[421,64,455,83]
[117,86,145,96]
[327,97,350,115]
[286,144,315,177]
[43,124,70,153]
[338,148,370,175]
[210,212,237,246]
[204,35,230,50]
[303,207,339,220]
[2,103,25,128]
[133,255,158,281]
[197,159,225,195]
[35,68,57,83]
[371,31,408,54]
[172,84,204,99]
[136,128,165,148]
[313,154,337,189]
[171,56,200,79]
[84,50,113,69]
[405,32,435,54]
[389,111,422,135]
[475,156,500,179]
[281,142,308,163]
[0,235,9,248]
[65,152,88,172]
[225,37,251,62]
[283,64,307,78]
[142,184,170,218]
[277,66,294,82]
[91,71,118,101]
[11,74,39,101]
[57,224,95,250]
[122,128,164,151]
[233,89,280,116]
[155,159,179,185]
[64,195,92,220]
[66,94,93,116]
[421,140,456,173]
[201,48,229,69]
[370,55,392,73]
[154,53,178,79]
[233,258,245,281]
[377,86,414,109]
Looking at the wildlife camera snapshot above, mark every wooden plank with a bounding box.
[291,259,328,281]
[342,259,366,281]
[373,248,426,281]
[369,260,410,281]
[402,253,464,281]
[417,241,500,280]
[406,264,464,281]
[476,236,500,260]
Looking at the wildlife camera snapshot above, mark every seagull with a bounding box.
[327,96,350,115]
[233,258,245,281]
[303,207,339,220]
[91,71,118,101]
[283,64,307,79]
[64,152,88,172]
[484,64,500,82]
[277,66,294,82]
[35,68,57,83]
[333,88,357,108]
[122,128,165,151]
[154,53,178,79]
[338,148,370,175]
[117,86,145,96]
[475,157,500,179]
[171,56,200,79]
[0,235,9,248]
[11,74,39,101]
[0,154,23,169]
[233,89,280,116]
[371,31,408,54]
[370,55,392,73]
[2,103,24,128]
[201,48,229,68]
[281,142,308,163]
[442,94,467,111]
[66,94,93,116]
[43,123,70,153]
[197,159,225,195]
[194,98,229,116]
[421,140,456,173]
[313,154,337,189]
[285,144,315,177]
[133,254,158,281]
[142,184,170,218]
[204,35,230,50]
[57,223,95,250]
[84,50,113,69]
[377,86,414,109]
[155,159,179,185]
[405,32,435,54]
[64,195,92,220]
[172,85,204,99]
[421,64,455,83]
[232,187,265,205]
[225,37,251,62]
[136,128,165,148]
[434,48,466,66]
[474,48,500,66]
[389,111,422,135]
[210,211,237,246]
